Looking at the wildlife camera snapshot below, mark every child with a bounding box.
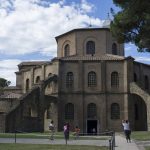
[74,126,80,139]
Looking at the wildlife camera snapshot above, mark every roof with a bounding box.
[55,27,110,41]
[54,54,126,61]
[18,61,49,66]
[4,86,21,90]
[0,93,22,99]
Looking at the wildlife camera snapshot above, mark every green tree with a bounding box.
[110,0,150,52]
[0,78,11,88]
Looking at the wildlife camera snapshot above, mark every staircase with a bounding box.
[5,74,58,132]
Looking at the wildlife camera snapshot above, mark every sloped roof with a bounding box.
[55,54,127,61]
[4,86,21,90]
[55,28,110,41]
[0,93,22,99]
[18,61,49,66]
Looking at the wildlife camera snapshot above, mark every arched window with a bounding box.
[111,72,119,88]
[64,44,70,57]
[144,75,149,90]
[134,73,137,82]
[26,79,29,92]
[88,71,97,87]
[86,41,95,55]
[112,43,117,55]
[111,103,120,119]
[66,72,74,88]
[48,73,52,88]
[36,76,40,83]
[87,103,97,118]
[65,103,74,120]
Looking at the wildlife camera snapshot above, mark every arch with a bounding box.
[35,76,40,83]
[144,75,149,90]
[86,41,95,55]
[42,74,57,90]
[88,71,97,87]
[112,43,117,55]
[111,103,120,119]
[66,72,74,88]
[64,44,70,57]
[26,78,30,92]
[111,72,119,88]
[130,82,150,130]
[131,94,147,131]
[65,103,74,120]
[87,103,97,118]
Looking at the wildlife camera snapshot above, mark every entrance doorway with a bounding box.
[87,120,97,134]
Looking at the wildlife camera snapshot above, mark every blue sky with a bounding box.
[0,0,150,85]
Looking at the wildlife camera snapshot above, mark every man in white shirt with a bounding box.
[122,120,131,143]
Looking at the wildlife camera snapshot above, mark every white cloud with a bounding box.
[0,59,21,85]
[135,57,150,64]
[0,0,104,86]
[0,0,103,56]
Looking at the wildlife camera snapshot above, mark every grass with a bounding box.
[0,132,109,140]
[131,131,150,141]
[130,131,150,150]
[0,143,108,150]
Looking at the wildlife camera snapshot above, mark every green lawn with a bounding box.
[125,131,150,150]
[0,143,108,150]
[131,131,150,141]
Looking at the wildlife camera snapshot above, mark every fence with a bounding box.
[14,130,115,150]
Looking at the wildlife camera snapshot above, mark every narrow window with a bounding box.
[134,73,137,82]
[88,71,97,87]
[86,41,95,55]
[64,44,70,57]
[36,76,40,83]
[112,43,117,55]
[48,73,52,88]
[87,103,97,118]
[26,79,29,92]
[111,103,120,119]
[111,72,119,88]
[144,75,149,90]
[66,72,74,88]
[65,103,74,120]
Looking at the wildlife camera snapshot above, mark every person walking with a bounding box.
[122,120,131,143]
[74,126,80,139]
[63,122,70,144]
[49,120,55,140]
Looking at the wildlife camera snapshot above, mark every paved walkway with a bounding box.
[115,135,140,150]
[0,134,141,150]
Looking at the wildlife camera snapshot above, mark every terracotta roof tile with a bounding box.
[0,93,22,99]
[59,54,125,61]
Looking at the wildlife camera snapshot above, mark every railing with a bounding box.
[109,131,115,150]
[14,130,115,150]
[79,131,115,150]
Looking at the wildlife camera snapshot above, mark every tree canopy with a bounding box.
[0,78,11,88]
[110,0,150,52]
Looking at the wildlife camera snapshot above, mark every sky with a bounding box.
[0,0,150,85]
